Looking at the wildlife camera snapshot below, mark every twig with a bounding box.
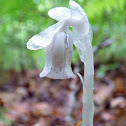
[93,38,115,53]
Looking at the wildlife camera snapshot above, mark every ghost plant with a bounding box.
[27,0,94,126]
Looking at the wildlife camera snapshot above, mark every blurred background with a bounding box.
[0,0,126,126]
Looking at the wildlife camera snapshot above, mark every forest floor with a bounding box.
[0,61,126,126]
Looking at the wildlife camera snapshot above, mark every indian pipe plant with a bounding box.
[27,0,94,126]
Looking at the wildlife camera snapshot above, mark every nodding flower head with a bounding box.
[27,0,92,79]
[39,31,76,79]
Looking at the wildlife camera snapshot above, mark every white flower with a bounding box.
[26,0,92,79]
[27,1,94,126]
[40,31,76,79]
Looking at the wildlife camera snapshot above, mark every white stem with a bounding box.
[78,42,94,126]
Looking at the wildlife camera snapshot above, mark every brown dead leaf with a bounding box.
[114,78,123,92]
[32,118,49,126]
[101,111,115,121]
[110,97,126,108]
[31,102,52,117]
[94,86,113,105]
[15,87,28,98]
[51,106,66,117]
[0,92,20,103]
[0,98,4,107]
[7,102,30,123]
[75,120,82,126]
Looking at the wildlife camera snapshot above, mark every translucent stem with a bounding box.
[78,42,94,126]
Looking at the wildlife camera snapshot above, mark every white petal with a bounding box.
[39,37,54,78]
[72,15,90,37]
[48,7,71,21]
[89,24,93,43]
[46,32,68,79]
[67,28,93,63]
[27,35,46,50]
[66,30,84,62]
[69,0,86,16]
[65,33,76,78]
[48,7,82,21]
[26,21,63,50]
